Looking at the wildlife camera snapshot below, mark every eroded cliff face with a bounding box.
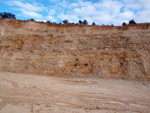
[0,19,150,80]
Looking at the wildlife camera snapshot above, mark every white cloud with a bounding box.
[48,9,56,15]
[58,13,79,23]
[5,0,150,25]
[74,5,97,16]
[69,3,78,8]
[57,0,125,25]
[135,10,150,22]
[119,11,134,19]
[56,0,150,25]
[45,15,57,22]
[19,9,43,18]
[6,0,49,20]
[9,0,47,12]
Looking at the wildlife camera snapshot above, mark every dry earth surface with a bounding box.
[0,71,150,113]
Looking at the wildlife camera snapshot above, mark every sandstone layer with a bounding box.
[0,19,150,80]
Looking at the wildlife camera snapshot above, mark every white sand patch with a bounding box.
[0,104,31,113]
[56,103,67,106]
[100,101,125,105]
[1,28,4,36]
[129,103,147,107]
[0,81,13,88]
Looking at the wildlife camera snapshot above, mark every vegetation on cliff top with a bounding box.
[0,12,16,19]
[0,12,149,26]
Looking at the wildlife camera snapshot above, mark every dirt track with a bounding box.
[0,72,150,113]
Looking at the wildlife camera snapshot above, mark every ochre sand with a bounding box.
[0,71,150,113]
[0,19,150,80]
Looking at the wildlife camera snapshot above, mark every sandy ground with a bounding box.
[0,72,150,113]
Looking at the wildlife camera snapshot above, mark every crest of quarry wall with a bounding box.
[0,19,150,80]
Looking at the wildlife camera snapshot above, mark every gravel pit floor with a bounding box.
[0,72,150,113]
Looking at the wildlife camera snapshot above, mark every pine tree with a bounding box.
[92,22,96,25]
[122,22,127,26]
[63,19,69,24]
[83,19,88,25]
[129,19,136,24]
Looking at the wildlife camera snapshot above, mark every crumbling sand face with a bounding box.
[0,19,150,80]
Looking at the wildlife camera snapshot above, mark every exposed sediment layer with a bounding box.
[0,19,150,80]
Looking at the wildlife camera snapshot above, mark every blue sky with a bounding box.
[0,0,150,25]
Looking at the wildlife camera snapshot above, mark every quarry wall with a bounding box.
[0,19,150,80]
